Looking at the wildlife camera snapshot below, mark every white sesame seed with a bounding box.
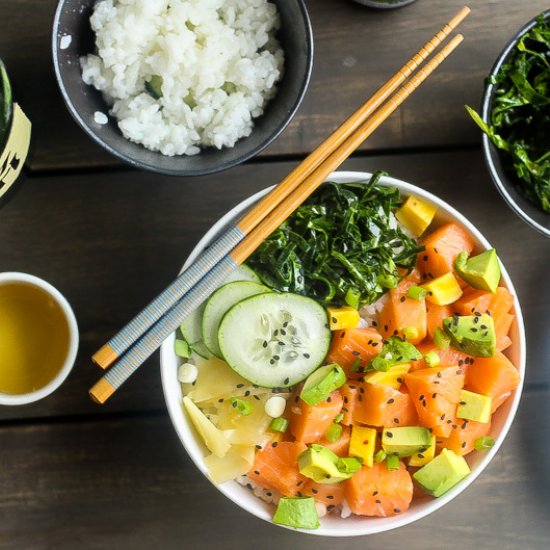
[178,363,198,384]
[264,396,286,418]
[315,501,327,518]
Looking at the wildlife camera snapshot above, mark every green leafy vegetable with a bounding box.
[0,59,13,146]
[248,172,423,307]
[467,15,550,212]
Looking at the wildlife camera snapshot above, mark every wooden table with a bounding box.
[0,1,549,548]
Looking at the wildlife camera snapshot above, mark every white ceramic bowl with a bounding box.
[160,171,525,536]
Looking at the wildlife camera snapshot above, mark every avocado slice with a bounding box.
[457,389,492,423]
[413,448,471,497]
[382,427,433,458]
[298,444,352,484]
[273,497,320,530]
[454,249,501,293]
[300,363,346,406]
[442,313,496,357]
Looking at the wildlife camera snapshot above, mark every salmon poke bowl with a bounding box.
[160,171,525,536]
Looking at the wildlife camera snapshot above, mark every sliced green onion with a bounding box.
[174,339,191,359]
[333,413,344,424]
[229,397,253,416]
[386,453,400,471]
[378,273,398,289]
[424,351,440,368]
[345,287,361,309]
[269,417,289,433]
[407,285,427,300]
[350,357,362,372]
[374,450,387,464]
[434,327,451,350]
[474,435,495,451]
[325,423,343,443]
[337,457,362,474]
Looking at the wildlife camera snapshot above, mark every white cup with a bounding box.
[0,272,79,405]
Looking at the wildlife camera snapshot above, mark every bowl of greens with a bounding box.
[160,171,525,536]
[468,10,550,238]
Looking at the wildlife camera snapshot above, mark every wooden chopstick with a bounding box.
[92,6,470,370]
[90,31,465,404]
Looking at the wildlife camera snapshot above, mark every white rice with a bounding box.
[81,0,284,156]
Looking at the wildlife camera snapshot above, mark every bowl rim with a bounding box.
[160,171,526,536]
[51,0,314,176]
[481,9,550,238]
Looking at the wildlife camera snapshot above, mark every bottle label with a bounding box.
[0,103,31,199]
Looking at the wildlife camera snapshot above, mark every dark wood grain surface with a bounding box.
[0,0,547,170]
[0,0,549,548]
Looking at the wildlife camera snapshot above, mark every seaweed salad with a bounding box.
[467,14,550,212]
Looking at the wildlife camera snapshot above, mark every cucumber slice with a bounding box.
[218,293,331,388]
[202,281,271,358]
[179,264,261,358]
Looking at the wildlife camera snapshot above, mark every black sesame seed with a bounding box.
[387,398,395,404]
[359,387,365,394]
[394,508,401,514]
[375,499,382,504]
[372,342,379,347]
[218,398,224,403]
[433,380,440,384]
[432,393,437,399]
[394,418,400,424]
[246,483,253,490]
[311,488,318,494]
[452,424,458,430]
[437,371,442,378]
[256,445,262,450]
[327,396,332,403]
[236,383,244,388]
[358,395,363,402]
[447,419,452,424]
[372,321,378,327]
[423,255,428,261]
[281,329,287,336]
[327,505,335,511]
[269,359,275,365]
[352,350,360,356]
[397,377,403,384]
[274,329,278,336]
[418,453,425,459]
[254,395,261,401]
[400,296,406,303]
[254,470,260,475]
[386,431,393,438]
[456,369,463,375]
[245,390,251,397]
[458,360,464,366]
[283,322,289,328]
[462,441,467,448]
[459,400,466,405]
[344,396,349,404]
[419,395,425,401]
[272,442,278,447]
[266,492,272,497]
[340,332,346,338]
[384,325,389,332]
[303,353,310,359]
[326,495,334,500]
[372,490,379,496]
[232,401,238,408]
[283,377,290,385]
[440,414,446,420]
[461,421,468,430]
[332,317,337,324]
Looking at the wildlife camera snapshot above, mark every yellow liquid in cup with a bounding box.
[0,282,70,394]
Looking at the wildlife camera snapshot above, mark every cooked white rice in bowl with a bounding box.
[81,0,284,156]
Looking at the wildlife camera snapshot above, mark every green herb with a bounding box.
[325,423,343,443]
[474,435,495,451]
[269,417,289,433]
[345,287,361,309]
[145,75,163,99]
[333,413,344,424]
[229,397,253,416]
[466,15,550,212]
[369,337,422,372]
[0,59,12,145]
[248,173,423,307]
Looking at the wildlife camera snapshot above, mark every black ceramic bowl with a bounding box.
[52,0,313,176]
[481,10,550,238]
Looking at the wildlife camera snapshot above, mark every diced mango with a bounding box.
[457,389,492,424]
[327,306,361,330]
[363,364,411,389]
[395,196,437,237]
[408,434,436,467]
[349,425,377,468]
[422,273,463,306]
